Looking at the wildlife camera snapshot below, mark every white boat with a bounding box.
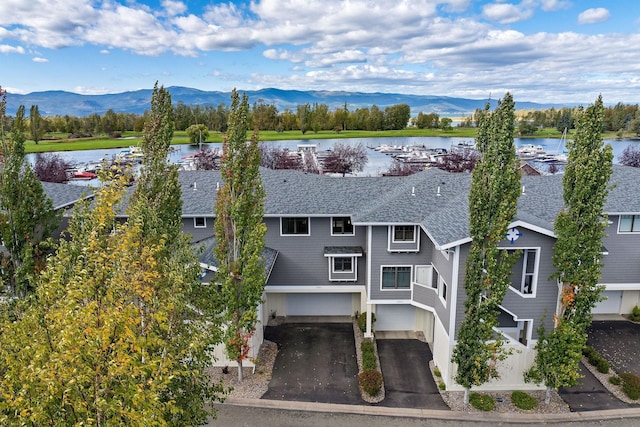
[517,144,546,159]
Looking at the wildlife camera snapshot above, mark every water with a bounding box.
[26,136,631,182]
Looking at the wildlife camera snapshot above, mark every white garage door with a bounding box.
[286,293,353,316]
[592,291,622,314]
[375,304,416,331]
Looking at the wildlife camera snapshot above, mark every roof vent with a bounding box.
[216,181,220,192]
[521,185,525,195]
[192,181,197,191]
[411,186,415,197]
[437,186,441,196]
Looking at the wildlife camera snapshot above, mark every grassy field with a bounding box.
[23,127,621,154]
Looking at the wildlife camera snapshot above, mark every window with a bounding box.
[333,257,353,273]
[521,249,536,294]
[281,217,309,235]
[382,266,411,289]
[619,215,640,232]
[440,279,448,302]
[194,217,206,228]
[393,225,415,242]
[332,217,354,235]
[506,248,538,296]
[431,267,439,289]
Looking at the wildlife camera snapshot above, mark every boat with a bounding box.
[72,170,98,180]
[517,144,546,159]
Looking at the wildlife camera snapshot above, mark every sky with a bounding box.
[1,0,639,105]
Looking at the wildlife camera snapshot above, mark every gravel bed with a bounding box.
[581,357,640,405]
[209,340,278,399]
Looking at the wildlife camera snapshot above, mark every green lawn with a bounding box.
[23,127,621,154]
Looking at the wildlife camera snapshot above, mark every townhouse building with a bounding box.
[43,164,640,391]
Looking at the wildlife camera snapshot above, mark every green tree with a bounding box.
[440,117,453,132]
[214,89,267,382]
[186,123,209,146]
[0,170,224,425]
[383,103,410,130]
[526,96,613,403]
[29,104,42,144]
[297,103,312,134]
[0,97,58,298]
[130,82,225,424]
[451,93,522,404]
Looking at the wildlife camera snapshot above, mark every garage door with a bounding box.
[376,304,416,331]
[592,291,622,314]
[286,293,353,316]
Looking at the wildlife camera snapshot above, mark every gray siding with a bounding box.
[600,216,640,284]
[182,217,215,242]
[454,229,559,340]
[265,217,366,287]
[369,226,432,301]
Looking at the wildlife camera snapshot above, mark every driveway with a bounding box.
[587,320,640,377]
[559,363,633,411]
[559,319,640,412]
[262,322,362,404]
[375,339,449,409]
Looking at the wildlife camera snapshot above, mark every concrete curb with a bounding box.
[222,397,640,424]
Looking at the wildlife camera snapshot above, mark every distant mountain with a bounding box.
[4,87,565,117]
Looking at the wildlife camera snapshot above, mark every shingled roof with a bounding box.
[175,164,640,250]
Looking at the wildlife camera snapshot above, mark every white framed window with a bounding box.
[281,217,310,235]
[331,217,354,236]
[194,217,207,228]
[392,225,416,243]
[504,247,539,297]
[619,214,640,233]
[332,257,353,273]
[439,277,448,304]
[381,266,412,289]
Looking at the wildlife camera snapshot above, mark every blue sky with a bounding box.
[1,0,639,104]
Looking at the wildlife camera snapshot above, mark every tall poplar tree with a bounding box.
[526,95,613,403]
[128,82,225,424]
[29,104,42,144]
[214,89,267,382]
[0,98,57,297]
[452,93,522,403]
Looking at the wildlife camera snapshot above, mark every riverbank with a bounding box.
[22,127,606,154]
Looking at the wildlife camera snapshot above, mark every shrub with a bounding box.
[583,346,610,373]
[630,305,640,322]
[434,369,442,378]
[361,347,377,371]
[620,373,640,400]
[358,370,383,397]
[511,391,537,410]
[469,392,495,411]
[357,312,376,333]
[609,376,621,386]
[438,382,446,390]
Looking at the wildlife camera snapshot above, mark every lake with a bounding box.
[26,136,633,183]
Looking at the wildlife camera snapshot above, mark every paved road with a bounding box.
[208,403,640,427]
[559,363,633,411]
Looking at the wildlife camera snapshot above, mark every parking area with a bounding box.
[375,339,449,409]
[261,322,362,404]
[587,320,640,377]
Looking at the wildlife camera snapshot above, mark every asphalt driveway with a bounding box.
[375,339,449,409]
[262,323,362,404]
[587,320,640,377]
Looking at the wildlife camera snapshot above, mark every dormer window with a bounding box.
[393,225,415,242]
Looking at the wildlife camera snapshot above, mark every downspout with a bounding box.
[365,225,373,338]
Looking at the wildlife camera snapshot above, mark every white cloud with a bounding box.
[161,0,187,17]
[482,2,534,24]
[32,57,48,62]
[577,8,610,25]
[0,44,25,54]
[71,86,111,95]
[539,0,571,12]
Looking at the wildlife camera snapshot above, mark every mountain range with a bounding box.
[4,87,566,117]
